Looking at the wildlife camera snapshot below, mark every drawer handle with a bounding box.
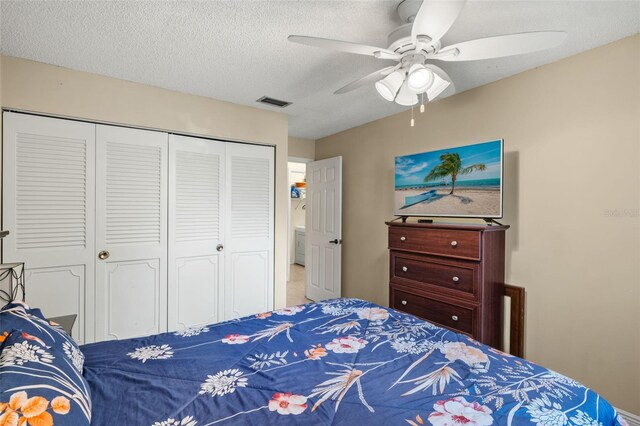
[451,315,459,321]
[401,300,407,306]
[452,276,459,282]
[450,240,458,247]
[402,266,408,272]
[400,236,406,241]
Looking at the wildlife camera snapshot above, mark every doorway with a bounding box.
[287,161,312,306]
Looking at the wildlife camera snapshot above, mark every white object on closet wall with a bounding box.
[94,125,168,341]
[224,143,274,320]
[2,112,96,343]
[168,134,225,331]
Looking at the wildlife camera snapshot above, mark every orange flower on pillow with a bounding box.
[51,397,70,415]
[0,391,70,426]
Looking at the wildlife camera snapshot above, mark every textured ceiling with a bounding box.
[1,1,638,139]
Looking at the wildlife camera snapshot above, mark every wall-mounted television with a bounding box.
[394,139,503,218]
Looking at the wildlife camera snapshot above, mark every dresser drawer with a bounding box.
[392,289,475,335]
[389,227,481,260]
[391,253,476,297]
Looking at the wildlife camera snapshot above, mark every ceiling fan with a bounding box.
[288,0,566,107]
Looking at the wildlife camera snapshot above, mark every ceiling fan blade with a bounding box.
[436,31,567,62]
[334,66,398,95]
[424,64,455,100]
[411,0,467,45]
[288,35,401,60]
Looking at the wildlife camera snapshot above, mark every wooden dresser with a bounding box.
[386,221,509,348]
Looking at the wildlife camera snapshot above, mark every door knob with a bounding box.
[329,239,342,244]
[98,250,110,260]
[216,244,224,252]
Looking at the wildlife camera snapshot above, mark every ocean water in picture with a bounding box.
[394,140,503,217]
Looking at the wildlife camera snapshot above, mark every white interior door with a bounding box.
[2,112,95,343]
[223,143,274,320]
[95,125,168,341]
[168,134,225,331]
[305,156,342,301]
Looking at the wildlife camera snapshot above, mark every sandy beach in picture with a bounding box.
[395,186,501,216]
[394,140,503,217]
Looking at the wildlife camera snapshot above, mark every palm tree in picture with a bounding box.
[424,153,486,195]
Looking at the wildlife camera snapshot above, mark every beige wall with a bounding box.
[1,55,290,310]
[288,136,315,160]
[316,35,640,412]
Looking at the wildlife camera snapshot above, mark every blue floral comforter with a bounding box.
[80,298,625,425]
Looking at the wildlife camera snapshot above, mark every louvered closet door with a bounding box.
[95,125,168,341]
[223,143,274,320]
[168,135,225,331]
[2,112,95,343]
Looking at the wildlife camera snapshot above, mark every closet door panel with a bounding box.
[2,112,95,343]
[95,125,168,341]
[224,143,274,320]
[168,135,225,331]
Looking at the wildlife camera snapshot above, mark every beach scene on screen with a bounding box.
[394,140,502,217]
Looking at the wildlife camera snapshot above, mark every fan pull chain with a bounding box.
[420,93,425,113]
[410,105,415,127]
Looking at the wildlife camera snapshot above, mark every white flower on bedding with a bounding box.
[63,340,85,371]
[221,333,250,344]
[570,411,602,426]
[174,325,210,337]
[152,416,197,426]
[0,341,55,366]
[325,336,368,354]
[274,305,305,316]
[199,368,248,397]
[390,336,436,355]
[127,344,174,363]
[321,304,355,316]
[441,342,488,366]
[526,395,568,426]
[428,397,493,426]
[356,307,389,322]
[545,370,583,388]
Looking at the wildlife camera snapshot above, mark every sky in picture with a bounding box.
[395,140,502,187]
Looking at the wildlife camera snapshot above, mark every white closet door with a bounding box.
[2,112,95,343]
[95,125,168,341]
[224,143,274,320]
[168,135,225,331]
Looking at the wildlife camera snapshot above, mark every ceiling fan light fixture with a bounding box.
[375,70,404,101]
[395,81,419,106]
[425,73,451,101]
[407,64,434,92]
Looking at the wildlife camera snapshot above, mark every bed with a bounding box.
[1,298,626,425]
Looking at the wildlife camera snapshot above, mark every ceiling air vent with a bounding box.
[256,96,292,108]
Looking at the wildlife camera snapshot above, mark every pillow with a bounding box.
[0,330,92,425]
[0,302,84,373]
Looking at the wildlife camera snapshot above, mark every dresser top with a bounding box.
[385,221,509,232]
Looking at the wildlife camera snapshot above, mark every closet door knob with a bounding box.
[452,276,459,282]
[450,240,458,247]
[451,315,459,321]
[216,244,224,252]
[400,236,406,241]
[401,300,407,306]
[98,251,110,260]
[402,266,408,272]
